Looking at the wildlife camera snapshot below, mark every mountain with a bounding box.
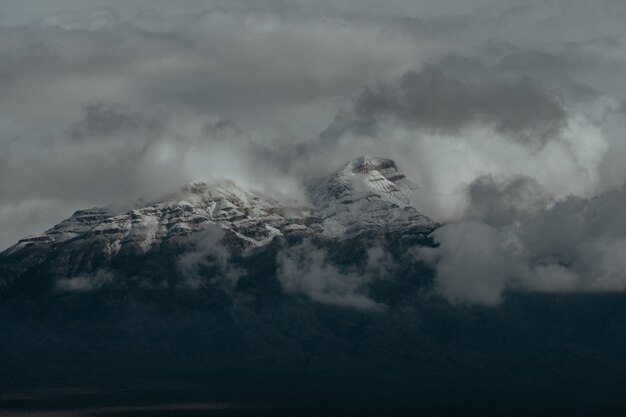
[4,157,626,415]
[0,155,444,391]
[0,156,436,292]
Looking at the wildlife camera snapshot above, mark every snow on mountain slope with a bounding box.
[1,157,436,270]
[3,180,314,263]
[309,156,436,237]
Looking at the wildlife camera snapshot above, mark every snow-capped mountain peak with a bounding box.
[330,155,417,207]
[308,156,435,237]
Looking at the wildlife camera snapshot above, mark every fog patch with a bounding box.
[277,241,380,310]
[178,224,243,290]
[56,270,114,292]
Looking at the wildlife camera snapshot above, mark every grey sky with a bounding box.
[2,0,626,304]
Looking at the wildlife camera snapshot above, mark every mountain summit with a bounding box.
[310,156,433,237]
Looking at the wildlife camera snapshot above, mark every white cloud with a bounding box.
[277,241,380,309]
[420,179,626,305]
[56,270,115,292]
[177,224,244,289]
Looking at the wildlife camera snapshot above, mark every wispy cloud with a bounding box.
[177,224,244,290]
[56,270,115,292]
[277,241,382,310]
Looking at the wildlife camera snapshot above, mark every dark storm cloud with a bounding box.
[352,68,566,145]
[465,175,548,228]
[434,39,626,104]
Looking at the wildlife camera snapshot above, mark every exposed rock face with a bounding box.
[0,156,436,285]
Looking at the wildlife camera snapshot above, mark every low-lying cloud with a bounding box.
[178,224,244,290]
[56,270,115,292]
[277,241,381,310]
[419,177,626,305]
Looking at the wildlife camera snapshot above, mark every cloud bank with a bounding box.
[2,1,626,305]
[419,177,626,305]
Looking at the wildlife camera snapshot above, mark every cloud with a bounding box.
[177,224,244,289]
[277,240,380,309]
[39,8,119,30]
[420,177,626,305]
[418,221,518,306]
[311,95,610,224]
[66,101,143,141]
[464,175,549,228]
[56,270,115,292]
[351,67,566,145]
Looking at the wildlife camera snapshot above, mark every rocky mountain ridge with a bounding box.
[0,156,436,288]
[3,156,435,251]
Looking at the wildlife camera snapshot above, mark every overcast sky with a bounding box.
[2,0,626,303]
